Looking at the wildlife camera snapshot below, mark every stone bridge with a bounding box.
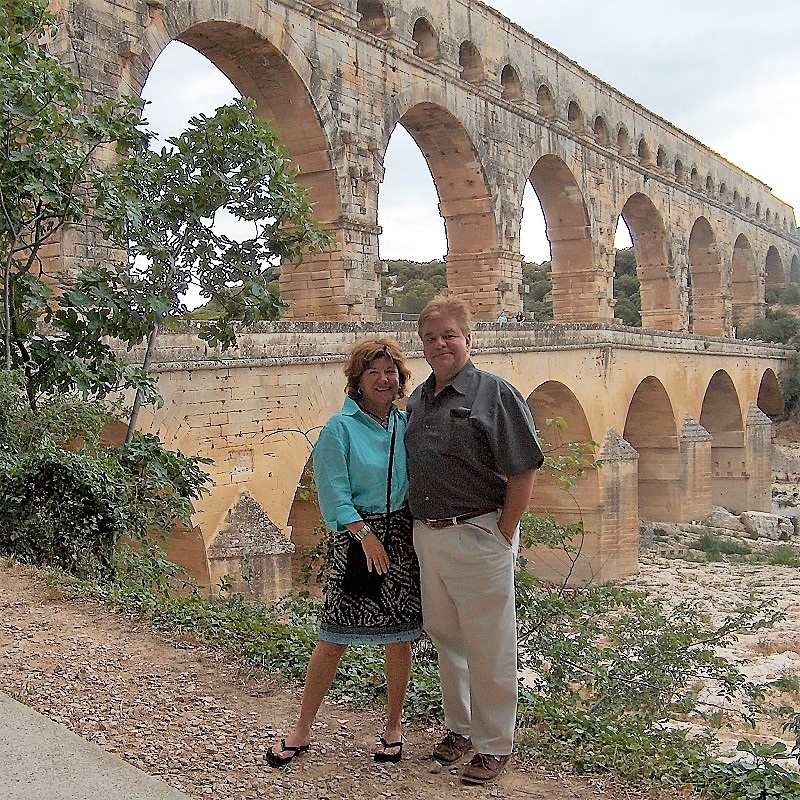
[131,323,787,594]
[58,0,798,333]
[52,0,800,593]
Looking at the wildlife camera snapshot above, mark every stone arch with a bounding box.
[619,193,680,331]
[459,40,484,83]
[623,377,681,521]
[637,136,651,165]
[536,83,555,118]
[706,175,714,195]
[656,145,667,169]
[394,102,498,315]
[593,115,610,146]
[690,166,701,191]
[500,64,523,101]
[617,125,631,156]
[731,234,760,329]
[719,182,728,202]
[357,0,390,36]
[757,369,783,420]
[687,217,725,336]
[732,189,741,209]
[526,381,600,583]
[412,16,439,61]
[674,158,685,183]
[699,370,746,511]
[135,16,345,319]
[567,100,584,133]
[528,155,596,322]
[765,245,785,291]
[756,201,762,218]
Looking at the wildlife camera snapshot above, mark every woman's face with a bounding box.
[358,355,400,410]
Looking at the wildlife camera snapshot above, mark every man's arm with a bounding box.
[497,467,537,543]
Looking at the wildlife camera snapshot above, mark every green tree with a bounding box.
[613,248,640,326]
[94,98,331,438]
[740,309,800,345]
[0,0,144,407]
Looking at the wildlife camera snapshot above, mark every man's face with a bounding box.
[419,314,471,381]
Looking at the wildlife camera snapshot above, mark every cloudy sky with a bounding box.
[142,0,800,264]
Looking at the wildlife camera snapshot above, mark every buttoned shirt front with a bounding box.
[313,396,408,531]
[405,360,544,520]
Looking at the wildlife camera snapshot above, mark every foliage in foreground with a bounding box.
[0,371,210,580]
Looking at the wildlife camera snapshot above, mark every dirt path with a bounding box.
[0,563,647,800]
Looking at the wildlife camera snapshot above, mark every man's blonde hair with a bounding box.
[417,295,472,336]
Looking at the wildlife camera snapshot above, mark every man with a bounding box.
[405,296,544,785]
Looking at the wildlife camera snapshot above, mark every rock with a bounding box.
[705,507,747,532]
[740,511,784,540]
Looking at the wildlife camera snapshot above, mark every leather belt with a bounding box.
[420,508,498,529]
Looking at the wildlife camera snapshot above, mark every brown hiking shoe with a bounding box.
[432,731,472,765]
[461,752,512,784]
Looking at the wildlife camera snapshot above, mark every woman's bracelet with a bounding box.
[350,522,372,542]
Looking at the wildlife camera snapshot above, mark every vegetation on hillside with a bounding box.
[381,248,641,323]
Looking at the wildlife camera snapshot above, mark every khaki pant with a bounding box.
[413,512,518,756]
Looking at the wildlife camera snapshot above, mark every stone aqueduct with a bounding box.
[53,0,800,595]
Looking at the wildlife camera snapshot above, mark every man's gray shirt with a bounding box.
[405,360,544,520]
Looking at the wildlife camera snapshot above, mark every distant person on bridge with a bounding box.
[405,296,544,786]
[267,337,422,768]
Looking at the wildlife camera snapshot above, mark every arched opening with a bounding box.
[700,371,746,512]
[637,137,651,165]
[593,115,610,146]
[656,146,667,169]
[618,193,679,331]
[357,0,390,36]
[377,126,445,270]
[674,158,685,183]
[395,103,497,317]
[500,64,523,101]
[706,175,714,195]
[536,84,555,118]
[567,100,584,133]
[765,245,785,294]
[731,234,760,330]
[412,17,439,61]
[623,377,681,521]
[527,382,600,584]
[459,41,484,83]
[687,217,726,336]
[529,155,600,322]
[168,22,342,320]
[617,126,631,156]
[757,369,783,420]
[690,167,701,191]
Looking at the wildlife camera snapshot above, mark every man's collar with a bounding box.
[422,359,475,396]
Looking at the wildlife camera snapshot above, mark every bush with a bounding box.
[0,370,211,580]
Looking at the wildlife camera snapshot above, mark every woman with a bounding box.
[267,337,422,767]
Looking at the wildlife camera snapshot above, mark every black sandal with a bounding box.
[266,738,310,767]
[374,736,403,763]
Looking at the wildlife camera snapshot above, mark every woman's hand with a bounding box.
[345,521,390,574]
[361,531,390,574]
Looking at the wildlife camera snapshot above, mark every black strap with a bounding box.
[385,410,397,529]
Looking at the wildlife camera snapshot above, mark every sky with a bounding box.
[141,0,800,265]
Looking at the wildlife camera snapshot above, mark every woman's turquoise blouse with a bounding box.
[312,396,408,531]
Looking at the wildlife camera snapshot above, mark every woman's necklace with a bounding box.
[360,404,390,428]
